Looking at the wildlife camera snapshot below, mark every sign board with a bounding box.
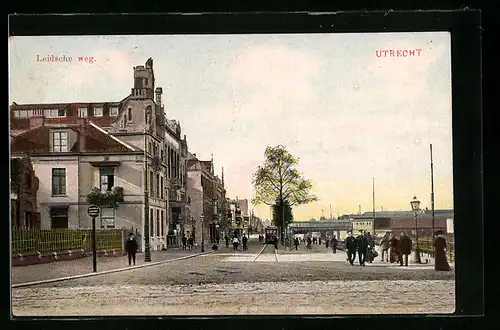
[446,218,454,234]
[87,205,100,217]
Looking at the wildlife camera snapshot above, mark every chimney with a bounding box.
[29,116,44,128]
[77,118,86,151]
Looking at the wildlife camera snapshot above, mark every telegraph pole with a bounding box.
[372,177,376,235]
[430,144,435,240]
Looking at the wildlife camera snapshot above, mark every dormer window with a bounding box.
[110,107,119,116]
[52,131,68,152]
[78,108,88,118]
[127,108,132,121]
[94,107,103,117]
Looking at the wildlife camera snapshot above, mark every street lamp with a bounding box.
[410,195,422,264]
[200,215,205,252]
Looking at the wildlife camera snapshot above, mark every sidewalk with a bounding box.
[11,248,205,285]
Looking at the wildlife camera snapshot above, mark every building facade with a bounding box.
[9,58,197,252]
[10,156,40,229]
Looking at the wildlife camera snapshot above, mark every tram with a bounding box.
[264,225,278,244]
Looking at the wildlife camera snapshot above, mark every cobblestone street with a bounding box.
[11,239,455,316]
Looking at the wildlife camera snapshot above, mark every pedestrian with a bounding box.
[434,230,451,271]
[345,231,357,265]
[388,233,401,264]
[242,234,248,251]
[125,233,138,266]
[225,234,230,248]
[294,237,299,250]
[356,230,368,266]
[399,231,413,267]
[331,235,338,254]
[181,234,187,250]
[325,237,330,249]
[319,238,322,245]
[232,236,239,251]
[365,232,375,263]
[306,236,312,250]
[380,232,390,262]
[273,234,279,249]
[187,236,194,250]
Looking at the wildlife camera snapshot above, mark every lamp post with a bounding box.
[143,129,151,262]
[410,195,422,264]
[200,215,205,252]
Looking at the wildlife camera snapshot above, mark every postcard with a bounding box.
[9,32,455,316]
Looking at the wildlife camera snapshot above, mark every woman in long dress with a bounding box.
[434,230,451,271]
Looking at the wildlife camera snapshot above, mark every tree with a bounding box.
[86,186,124,208]
[272,199,293,227]
[251,145,318,243]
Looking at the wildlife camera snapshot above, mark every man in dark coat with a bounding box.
[356,230,368,266]
[388,233,401,264]
[399,231,412,266]
[242,234,248,251]
[345,231,357,265]
[294,237,300,250]
[125,233,139,266]
[225,234,230,248]
[181,235,187,250]
[273,234,278,249]
[331,235,338,254]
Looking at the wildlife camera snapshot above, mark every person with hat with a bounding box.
[345,231,357,265]
[399,231,413,267]
[434,230,451,271]
[125,232,139,266]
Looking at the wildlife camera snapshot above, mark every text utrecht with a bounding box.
[375,49,422,58]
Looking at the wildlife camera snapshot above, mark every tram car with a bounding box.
[265,226,278,244]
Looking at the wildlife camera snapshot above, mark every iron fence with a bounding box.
[11,228,123,255]
[415,238,455,263]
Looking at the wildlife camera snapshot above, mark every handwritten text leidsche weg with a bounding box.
[37,55,95,64]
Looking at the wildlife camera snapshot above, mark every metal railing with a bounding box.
[414,238,455,263]
[11,228,124,255]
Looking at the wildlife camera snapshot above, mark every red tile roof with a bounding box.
[11,123,135,154]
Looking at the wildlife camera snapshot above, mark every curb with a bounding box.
[12,251,209,288]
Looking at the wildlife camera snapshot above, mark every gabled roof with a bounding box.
[11,122,136,154]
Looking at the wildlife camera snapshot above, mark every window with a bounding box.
[99,167,115,192]
[153,144,157,156]
[100,207,115,229]
[145,78,149,87]
[156,174,160,198]
[110,107,119,116]
[13,110,20,118]
[127,108,132,121]
[161,210,164,236]
[150,171,154,196]
[156,209,160,237]
[50,207,68,229]
[148,142,152,154]
[160,177,164,200]
[46,109,66,118]
[150,208,154,236]
[78,108,88,118]
[160,149,164,162]
[51,168,66,195]
[19,110,28,118]
[94,107,103,117]
[52,131,68,152]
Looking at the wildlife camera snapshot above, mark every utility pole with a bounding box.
[431,144,435,240]
[143,129,151,262]
[372,177,376,235]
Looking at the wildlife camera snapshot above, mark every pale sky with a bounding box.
[8,33,453,221]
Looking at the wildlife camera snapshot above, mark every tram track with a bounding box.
[253,244,279,262]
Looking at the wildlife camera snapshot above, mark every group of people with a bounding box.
[181,235,195,251]
[344,230,377,266]
[378,231,412,266]
[224,233,248,251]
